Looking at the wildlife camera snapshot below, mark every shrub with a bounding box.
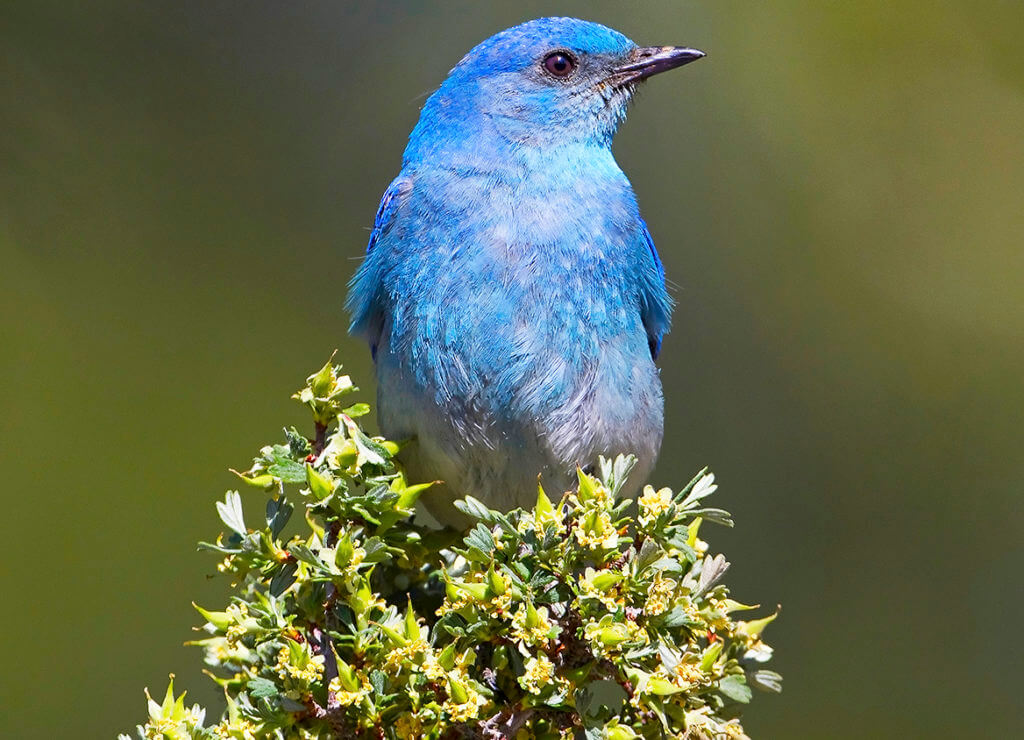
[122,356,780,740]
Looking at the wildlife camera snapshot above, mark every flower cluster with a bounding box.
[123,356,780,740]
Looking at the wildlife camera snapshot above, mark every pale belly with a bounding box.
[375,330,664,527]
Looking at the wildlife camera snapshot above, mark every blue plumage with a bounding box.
[346,17,703,524]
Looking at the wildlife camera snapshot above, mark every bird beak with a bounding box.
[612,46,705,82]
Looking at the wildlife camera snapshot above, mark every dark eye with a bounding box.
[542,51,576,78]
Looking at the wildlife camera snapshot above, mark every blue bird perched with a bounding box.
[347,17,703,526]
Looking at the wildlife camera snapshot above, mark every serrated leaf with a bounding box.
[279,696,307,712]
[288,544,323,570]
[216,491,246,536]
[695,554,730,597]
[749,669,783,693]
[343,403,371,418]
[718,674,752,704]
[464,524,496,555]
[659,605,702,629]
[361,537,389,564]
[342,416,388,467]
[635,538,664,572]
[600,454,637,497]
[453,496,495,523]
[269,562,297,597]
[369,669,388,695]
[266,497,293,538]
[247,677,278,699]
[284,427,311,458]
[262,445,307,484]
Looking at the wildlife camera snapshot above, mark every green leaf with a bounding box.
[737,609,779,639]
[369,669,388,696]
[691,507,734,528]
[342,416,388,467]
[284,427,311,458]
[265,497,293,538]
[453,495,498,523]
[718,675,753,704]
[193,603,232,631]
[247,678,278,699]
[261,444,307,484]
[676,467,711,505]
[659,605,702,629]
[361,537,389,564]
[635,538,664,573]
[288,543,323,570]
[464,524,496,555]
[599,454,637,497]
[342,402,371,418]
[269,563,297,597]
[230,469,278,490]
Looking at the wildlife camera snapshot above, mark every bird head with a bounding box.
[404,17,704,162]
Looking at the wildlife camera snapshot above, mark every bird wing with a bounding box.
[346,176,412,360]
[638,218,673,360]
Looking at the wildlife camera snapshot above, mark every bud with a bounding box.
[446,675,469,704]
[404,599,420,641]
[335,439,359,468]
[309,360,334,397]
[438,643,457,671]
[597,623,629,648]
[603,722,640,740]
[486,565,506,596]
[336,658,360,693]
[305,463,334,501]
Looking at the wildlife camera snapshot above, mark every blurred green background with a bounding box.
[3,1,1022,737]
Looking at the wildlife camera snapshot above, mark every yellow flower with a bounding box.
[274,645,325,684]
[519,654,555,694]
[576,567,625,611]
[383,639,429,674]
[511,603,553,646]
[328,674,371,706]
[489,590,513,616]
[443,679,487,722]
[644,573,677,617]
[211,717,259,739]
[723,721,750,739]
[420,651,447,681]
[573,510,618,549]
[624,618,649,646]
[638,486,672,525]
[672,661,707,688]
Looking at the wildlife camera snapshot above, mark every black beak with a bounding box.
[613,46,705,82]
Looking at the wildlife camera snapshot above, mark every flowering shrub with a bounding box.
[122,356,780,739]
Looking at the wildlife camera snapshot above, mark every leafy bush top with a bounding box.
[122,357,779,740]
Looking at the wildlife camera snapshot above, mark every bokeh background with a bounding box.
[3,1,1022,737]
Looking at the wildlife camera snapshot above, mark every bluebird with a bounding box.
[347,17,703,525]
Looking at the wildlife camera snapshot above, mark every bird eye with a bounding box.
[542,51,576,78]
